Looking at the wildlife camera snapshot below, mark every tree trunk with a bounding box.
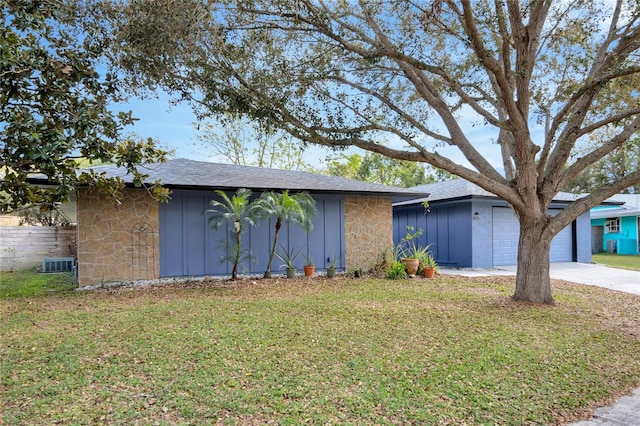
[263,217,282,279]
[512,220,555,305]
[232,229,241,280]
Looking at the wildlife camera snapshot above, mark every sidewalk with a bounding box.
[439,262,640,425]
[570,387,640,425]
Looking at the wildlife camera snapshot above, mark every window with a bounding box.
[605,217,620,233]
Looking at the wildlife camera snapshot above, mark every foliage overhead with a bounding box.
[195,116,315,171]
[17,204,71,227]
[323,151,455,188]
[565,136,640,194]
[0,1,168,212]
[87,0,640,304]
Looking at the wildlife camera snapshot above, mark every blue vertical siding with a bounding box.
[159,195,184,276]
[321,198,344,268]
[395,198,589,268]
[160,190,345,277]
[393,202,472,267]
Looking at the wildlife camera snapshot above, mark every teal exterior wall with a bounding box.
[591,216,640,255]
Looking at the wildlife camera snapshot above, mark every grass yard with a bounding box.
[1,271,640,425]
[0,268,77,298]
[592,253,640,271]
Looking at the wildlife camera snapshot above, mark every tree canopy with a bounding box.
[0,1,168,212]
[565,136,640,194]
[88,0,640,303]
[195,116,314,171]
[323,151,455,188]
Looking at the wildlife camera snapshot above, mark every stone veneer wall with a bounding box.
[344,197,393,271]
[77,189,159,287]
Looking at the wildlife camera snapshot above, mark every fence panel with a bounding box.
[0,226,76,272]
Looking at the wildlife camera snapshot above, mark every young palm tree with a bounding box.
[206,188,263,280]
[258,190,316,278]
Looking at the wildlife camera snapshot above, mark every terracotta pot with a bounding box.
[304,265,315,277]
[423,267,436,278]
[402,258,420,278]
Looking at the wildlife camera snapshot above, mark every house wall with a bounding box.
[345,197,393,271]
[592,216,640,254]
[76,189,160,287]
[75,189,397,283]
[470,200,496,267]
[159,190,346,277]
[575,212,593,261]
[393,199,592,268]
[393,201,473,267]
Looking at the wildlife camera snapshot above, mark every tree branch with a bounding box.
[558,117,640,191]
[551,169,640,234]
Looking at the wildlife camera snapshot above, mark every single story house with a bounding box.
[30,158,427,287]
[591,194,640,254]
[392,179,592,268]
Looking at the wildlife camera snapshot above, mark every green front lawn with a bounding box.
[0,268,77,298]
[592,253,640,271]
[1,272,639,424]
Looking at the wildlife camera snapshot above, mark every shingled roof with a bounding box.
[590,194,640,219]
[32,158,428,198]
[394,178,587,206]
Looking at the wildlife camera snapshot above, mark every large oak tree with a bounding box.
[92,0,640,304]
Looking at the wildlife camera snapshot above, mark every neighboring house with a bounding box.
[30,158,427,287]
[392,179,592,268]
[590,194,640,255]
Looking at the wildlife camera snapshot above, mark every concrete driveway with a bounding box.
[440,262,640,295]
[497,262,640,295]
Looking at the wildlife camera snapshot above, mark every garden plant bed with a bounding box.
[1,271,640,424]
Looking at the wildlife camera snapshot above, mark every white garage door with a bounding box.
[492,208,573,266]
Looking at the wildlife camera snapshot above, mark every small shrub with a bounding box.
[347,268,363,278]
[386,260,407,280]
[370,246,393,277]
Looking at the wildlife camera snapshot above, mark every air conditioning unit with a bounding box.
[42,257,75,273]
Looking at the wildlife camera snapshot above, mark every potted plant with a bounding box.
[326,254,339,278]
[402,244,431,278]
[398,226,426,278]
[303,252,315,277]
[276,244,302,279]
[420,253,438,278]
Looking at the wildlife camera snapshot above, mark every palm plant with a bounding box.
[276,244,303,269]
[206,188,263,280]
[257,190,316,278]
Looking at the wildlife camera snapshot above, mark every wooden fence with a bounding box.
[0,226,77,272]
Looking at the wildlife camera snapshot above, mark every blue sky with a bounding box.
[118,92,345,168]
[119,94,204,160]
[117,91,506,174]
